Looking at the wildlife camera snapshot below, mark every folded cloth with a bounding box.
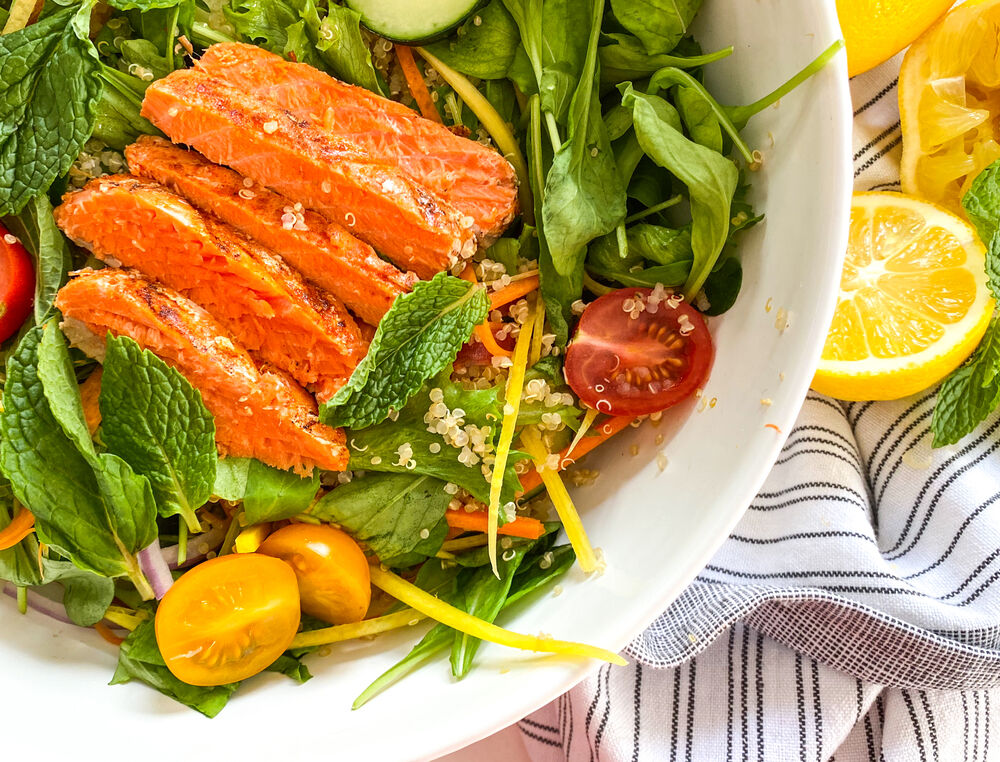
[519,52,1000,762]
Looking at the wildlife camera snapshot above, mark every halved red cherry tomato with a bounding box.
[258,524,371,625]
[155,554,300,686]
[564,288,713,416]
[0,226,35,342]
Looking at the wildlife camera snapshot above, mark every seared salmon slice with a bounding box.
[55,268,348,474]
[124,136,414,326]
[141,68,476,278]
[195,43,519,242]
[54,176,366,401]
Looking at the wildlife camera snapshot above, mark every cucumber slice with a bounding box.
[346,0,482,44]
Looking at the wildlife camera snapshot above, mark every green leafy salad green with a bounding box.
[0,0,837,715]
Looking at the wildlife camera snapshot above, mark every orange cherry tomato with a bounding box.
[155,554,300,686]
[258,524,371,625]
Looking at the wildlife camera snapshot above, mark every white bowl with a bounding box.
[0,2,851,759]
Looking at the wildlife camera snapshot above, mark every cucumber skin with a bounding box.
[346,0,486,45]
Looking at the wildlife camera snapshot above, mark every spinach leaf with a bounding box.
[2,195,72,325]
[450,544,528,677]
[701,255,742,315]
[345,375,522,505]
[932,316,1000,447]
[242,460,319,524]
[0,478,41,588]
[265,652,313,683]
[506,543,575,605]
[310,2,385,95]
[539,228,583,345]
[1,325,156,583]
[213,457,251,501]
[0,5,102,215]
[542,0,626,280]
[48,558,116,626]
[92,67,161,152]
[424,0,520,80]
[621,85,738,298]
[609,0,701,56]
[111,620,239,718]
[538,0,591,126]
[962,159,1000,301]
[353,622,453,709]
[100,336,217,532]
[676,85,723,153]
[598,34,732,83]
[310,473,450,563]
[321,273,489,429]
[586,225,692,288]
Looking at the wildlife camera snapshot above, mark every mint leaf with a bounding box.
[347,375,522,505]
[100,335,217,532]
[0,5,103,215]
[0,325,155,580]
[310,473,450,563]
[112,620,239,718]
[321,273,489,429]
[932,316,1000,447]
[2,194,73,324]
[961,159,1000,300]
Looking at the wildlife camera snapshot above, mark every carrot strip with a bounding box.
[518,415,635,494]
[94,622,125,646]
[474,323,512,358]
[490,274,540,311]
[0,507,35,551]
[396,45,443,123]
[445,509,545,540]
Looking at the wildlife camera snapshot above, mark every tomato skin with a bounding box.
[155,554,301,687]
[0,226,35,342]
[258,524,371,625]
[564,288,714,416]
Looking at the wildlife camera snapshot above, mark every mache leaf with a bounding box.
[99,335,217,532]
[0,5,103,215]
[321,273,489,430]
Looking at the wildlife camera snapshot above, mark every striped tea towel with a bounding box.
[518,53,1000,762]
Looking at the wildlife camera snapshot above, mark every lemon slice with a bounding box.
[812,193,995,401]
[900,0,1000,216]
[836,0,953,78]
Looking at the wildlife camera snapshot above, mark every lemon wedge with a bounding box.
[900,0,1000,216]
[836,0,953,78]
[812,193,995,401]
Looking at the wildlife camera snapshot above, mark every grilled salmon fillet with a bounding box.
[195,43,519,242]
[125,136,414,326]
[141,68,476,278]
[55,268,348,474]
[54,176,366,401]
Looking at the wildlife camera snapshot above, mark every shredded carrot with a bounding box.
[474,323,512,358]
[396,45,443,123]
[94,621,125,646]
[490,274,540,311]
[518,415,635,494]
[445,509,545,540]
[0,507,35,551]
[765,423,782,433]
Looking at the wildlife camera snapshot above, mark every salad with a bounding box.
[0,0,838,716]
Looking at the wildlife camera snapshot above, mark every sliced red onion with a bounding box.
[2,583,75,625]
[160,523,228,569]
[138,538,174,600]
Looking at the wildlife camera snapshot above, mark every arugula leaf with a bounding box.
[242,460,319,524]
[99,336,216,532]
[310,473,450,563]
[609,0,701,56]
[111,620,238,718]
[309,2,385,95]
[961,159,1000,301]
[932,316,1000,447]
[542,0,626,279]
[1,325,156,582]
[2,194,72,324]
[0,5,103,215]
[225,0,299,51]
[586,225,692,288]
[321,273,489,429]
[621,85,738,299]
[424,0,520,80]
[345,375,522,505]
[701,255,742,316]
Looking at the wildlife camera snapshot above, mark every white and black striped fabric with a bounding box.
[518,53,1000,761]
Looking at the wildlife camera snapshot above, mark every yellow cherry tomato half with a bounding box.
[258,523,371,625]
[155,554,301,686]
